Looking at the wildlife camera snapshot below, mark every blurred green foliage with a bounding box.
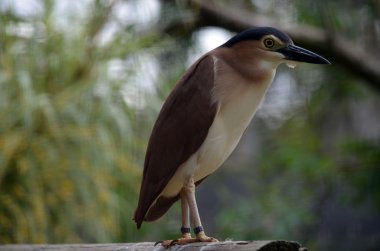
[1,1,379,251]
[0,0,158,243]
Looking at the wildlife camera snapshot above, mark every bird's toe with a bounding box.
[197,236,218,242]
[159,240,175,248]
[157,236,196,248]
[196,232,218,242]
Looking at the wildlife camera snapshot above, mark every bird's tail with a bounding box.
[133,209,143,229]
[133,195,180,229]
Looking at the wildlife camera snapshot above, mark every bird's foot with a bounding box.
[155,237,193,248]
[156,232,218,248]
[196,231,218,243]
[154,233,193,248]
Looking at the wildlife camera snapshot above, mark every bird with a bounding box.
[133,27,330,247]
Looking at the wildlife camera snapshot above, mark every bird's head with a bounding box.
[221,27,330,68]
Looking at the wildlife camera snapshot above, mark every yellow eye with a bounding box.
[263,38,275,48]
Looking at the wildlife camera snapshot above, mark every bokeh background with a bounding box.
[1,0,379,250]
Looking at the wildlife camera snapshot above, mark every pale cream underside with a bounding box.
[158,55,277,200]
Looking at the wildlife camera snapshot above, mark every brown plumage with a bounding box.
[134,55,217,228]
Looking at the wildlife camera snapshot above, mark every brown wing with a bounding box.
[133,55,217,228]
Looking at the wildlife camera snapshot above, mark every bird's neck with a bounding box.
[210,53,276,110]
[212,47,279,85]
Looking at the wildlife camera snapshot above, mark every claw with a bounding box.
[198,236,218,242]
[169,239,178,246]
[154,240,163,246]
[161,240,175,248]
[196,232,218,243]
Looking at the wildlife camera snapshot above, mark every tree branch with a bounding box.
[0,241,306,251]
[186,0,380,89]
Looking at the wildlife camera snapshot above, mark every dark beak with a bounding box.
[277,44,331,64]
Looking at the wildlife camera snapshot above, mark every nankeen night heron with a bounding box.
[133,27,330,247]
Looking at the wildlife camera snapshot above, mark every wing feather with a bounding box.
[134,55,217,228]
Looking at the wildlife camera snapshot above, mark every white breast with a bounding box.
[194,70,275,181]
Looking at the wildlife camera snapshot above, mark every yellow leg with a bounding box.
[178,177,218,244]
[157,177,218,248]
